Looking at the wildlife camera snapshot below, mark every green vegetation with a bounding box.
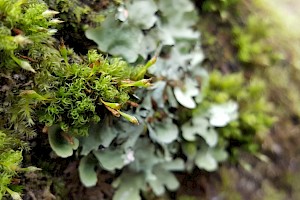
[0,131,23,199]
[200,0,239,20]
[0,0,60,137]
[0,0,281,199]
[202,71,274,155]
[77,0,274,199]
[0,1,59,196]
[232,14,281,66]
[202,0,239,12]
[39,49,150,137]
[0,0,151,198]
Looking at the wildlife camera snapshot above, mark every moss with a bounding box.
[0,131,24,199]
[196,71,275,157]
[1,0,150,137]
[0,0,63,136]
[202,0,239,12]
[37,49,146,136]
[198,0,240,20]
[232,14,282,66]
[0,0,151,197]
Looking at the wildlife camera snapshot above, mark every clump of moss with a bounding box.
[232,15,281,66]
[199,71,275,155]
[1,0,150,137]
[0,0,63,138]
[0,131,25,199]
[38,49,150,136]
[197,0,239,20]
[0,1,61,197]
[0,0,151,197]
[0,0,63,197]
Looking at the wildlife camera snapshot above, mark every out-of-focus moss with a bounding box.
[197,71,275,157]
